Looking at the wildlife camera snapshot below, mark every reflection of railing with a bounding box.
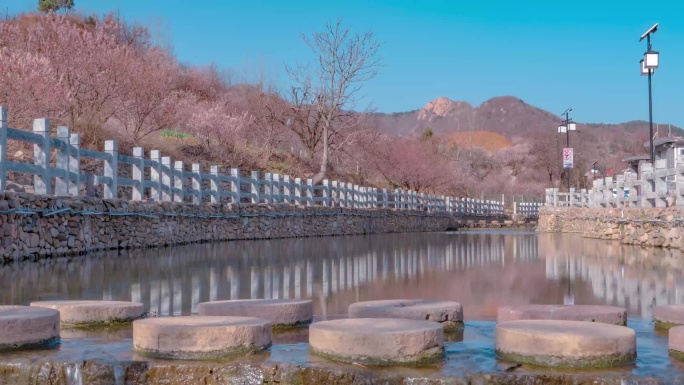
[545,255,684,318]
[0,233,540,316]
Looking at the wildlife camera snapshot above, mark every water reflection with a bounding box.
[541,234,684,319]
[2,231,684,320]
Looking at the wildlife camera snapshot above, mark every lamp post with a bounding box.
[640,23,659,165]
[557,108,577,192]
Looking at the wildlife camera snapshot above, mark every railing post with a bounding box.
[273,174,281,203]
[231,168,241,204]
[68,133,80,196]
[149,150,162,201]
[266,173,275,204]
[294,178,302,205]
[251,171,260,204]
[210,166,220,204]
[331,181,339,207]
[32,118,51,195]
[131,147,144,201]
[191,164,201,204]
[174,161,184,203]
[283,175,292,204]
[306,179,314,207]
[161,156,172,201]
[323,179,330,206]
[55,126,70,195]
[340,182,347,207]
[104,140,118,199]
[0,106,7,191]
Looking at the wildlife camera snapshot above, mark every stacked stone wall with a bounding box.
[538,207,684,249]
[0,192,523,262]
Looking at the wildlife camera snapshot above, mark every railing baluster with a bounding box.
[104,140,118,199]
[33,118,51,195]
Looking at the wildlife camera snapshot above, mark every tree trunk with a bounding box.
[312,124,328,184]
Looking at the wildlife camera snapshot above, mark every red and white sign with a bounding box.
[563,148,573,168]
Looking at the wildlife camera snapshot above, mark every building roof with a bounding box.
[643,137,684,149]
[623,154,650,163]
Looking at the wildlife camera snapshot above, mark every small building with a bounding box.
[650,137,684,169]
[623,155,650,179]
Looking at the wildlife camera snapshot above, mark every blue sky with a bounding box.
[3,0,683,127]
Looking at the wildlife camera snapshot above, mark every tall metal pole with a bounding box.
[647,34,655,165]
[565,112,571,192]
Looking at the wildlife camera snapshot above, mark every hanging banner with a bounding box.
[563,148,573,168]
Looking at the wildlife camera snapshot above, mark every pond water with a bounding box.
[2,230,684,381]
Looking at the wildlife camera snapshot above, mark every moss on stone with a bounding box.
[134,342,271,361]
[654,319,682,331]
[496,349,636,369]
[309,345,444,367]
[61,314,145,329]
[0,336,60,352]
[670,349,684,362]
[272,319,312,332]
[441,320,464,332]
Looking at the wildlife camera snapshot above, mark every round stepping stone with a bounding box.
[348,299,463,331]
[309,318,444,366]
[30,300,144,327]
[497,304,627,326]
[0,305,60,351]
[197,299,312,329]
[669,325,684,360]
[496,320,636,368]
[654,305,684,330]
[133,316,271,360]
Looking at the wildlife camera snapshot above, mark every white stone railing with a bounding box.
[514,202,543,218]
[0,107,505,215]
[544,162,684,209]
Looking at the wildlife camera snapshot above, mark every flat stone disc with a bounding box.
[30,300,144,326]
[309,318,444,366]
[497,304,627,325]
[133,316,271,360]
[669,325,684,360]
[348,299,463,331]
[197,299,312,328]
[496,320,636,368]
[0,305,60,351]
[654,305,684,330]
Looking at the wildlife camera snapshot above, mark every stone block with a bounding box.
[133,316,271,360]
[348,299,463,331]
[309,318,444,366]
[30,300,144,327]
[496,320,636,368]
[0,306,60,351]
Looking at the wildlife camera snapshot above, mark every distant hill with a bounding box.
[375,95,683,141]
[373,96,684,170]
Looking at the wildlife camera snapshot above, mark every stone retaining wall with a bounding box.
[0,192,524,262]
[537,206,684,249]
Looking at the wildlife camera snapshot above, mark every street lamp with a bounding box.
[557,108,576,192]
[640,23,659,164]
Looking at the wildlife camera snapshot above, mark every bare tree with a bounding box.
[286,19,382,184]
